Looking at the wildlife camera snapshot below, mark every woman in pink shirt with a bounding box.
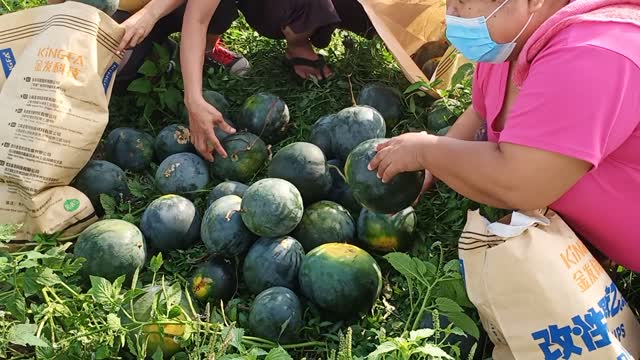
[369,0,640,272]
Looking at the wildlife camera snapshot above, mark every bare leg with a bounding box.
[282,26,333,80]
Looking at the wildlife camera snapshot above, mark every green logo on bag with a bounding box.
[64,199,80,212]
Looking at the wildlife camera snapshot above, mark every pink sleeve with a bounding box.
[471,64,487,118]
[500,44,640,167]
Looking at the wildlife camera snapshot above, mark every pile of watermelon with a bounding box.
[70,84,431,353]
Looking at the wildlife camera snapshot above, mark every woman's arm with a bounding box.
[181,0,235,161]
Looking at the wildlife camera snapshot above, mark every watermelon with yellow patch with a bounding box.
[189,258,237,304]
[357,207,417,253]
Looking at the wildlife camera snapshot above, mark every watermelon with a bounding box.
[291,201,355,252]
[155,152,210,195]
[124,284,198,359]
[420,311,477,356]
[268,142,332,204]
[206,181,249,207]
[139,195,201,252]
[248,286,303,344]
[326,159,362,215]
[357,83,404,128]
[427,99,458,132]
[71,160,129,214]
[412,40,450,68]
[201,195,257,258]
[74,219,147,281]
[154,124,195,163]
[237,93,289,143]
[345,139,424,214]
[357,207,416,253]
[243,236,305,294]
[309,114,335,159]
[202,90,231,118]
[241,178,304,238]
[104,127,154,172]
[436,126,451,136]
[68,0,119,15]
[329,106,386,162]
[189,258,237,304]
[298,243,382,319]
[209,132,267,183]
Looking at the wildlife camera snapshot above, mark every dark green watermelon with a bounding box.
[209,132,267,183]
[291,201,355,252]
[345,139,424,214]
[201,195,257,258]
[427,99,459,132]
[436,126,451,136]
[155,152,210,195]
[241,178,304,238]
[326,159,362,215]
[237,93,289,143]
[189,258,237,304]
[357,207,416,253]
[357,83,404,128]
[68,0,118,15]
[248,286,303,344]
[298,243,382,319]
[104,127,154,172]
[139,195,201,252]
[329,106,386,161]
[243,236,305,294]
[206,181,249,207]
[268,142,332,204]
[154,124,195,163]
[214,117,237,143]
[202,90,231,118]
[420,311,477,356]
[74,219,147,281]
[309,114,335,159]
[71,160,129,214]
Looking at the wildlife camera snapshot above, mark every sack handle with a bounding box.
[486,211,551,238]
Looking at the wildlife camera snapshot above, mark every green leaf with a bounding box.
[451,63,474,87]
[100,194,117,216]
[265,347,293,360]
[436,297,464,314]
[367,341,398,359]
[443,259,460,274]
[163,86,182,113]
[61,257,84,277]
[128,177,150,198]
[0,223,21,242]
[152,42,170,63]
[36,268,61,287]
[384,253,420,281]
[152,348,164,360]
[1,291,26,321]
[20,268,41,296]
[168,305,182,319]
[107,313,121,331]
[94,345,110,359]
[445,312,480,340]
[411,344,454,359]
[249,348,268,357]
[403,81,429,95]
[409,328,435,341]
[138,60,158,77]
[150,253,163,273]
[89,276,113,304]
[127,78,152,94]
[7,323,49,347]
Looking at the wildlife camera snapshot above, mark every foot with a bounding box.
[285,44,333,81]
[205,39,251,76]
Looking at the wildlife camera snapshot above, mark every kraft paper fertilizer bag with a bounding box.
[459,209,640,360]
[0,2,125,244]
[357,0,473,98]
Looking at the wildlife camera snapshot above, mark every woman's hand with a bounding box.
[187,98,236,162]
[117,9,158,53]
[368,131,434,184]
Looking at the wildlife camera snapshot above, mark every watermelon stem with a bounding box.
[225,209,245,221]
[327,163,347,182]
[347,74,357,107]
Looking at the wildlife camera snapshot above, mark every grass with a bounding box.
[1,1,639,359]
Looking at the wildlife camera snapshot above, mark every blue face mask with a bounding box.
[445,0,534,63]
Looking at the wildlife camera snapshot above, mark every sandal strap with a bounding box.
[283,54,327,68]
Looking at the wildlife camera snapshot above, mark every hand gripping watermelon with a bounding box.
[357,207,417,253]
[345,139,424,214]
[209,132,268,183]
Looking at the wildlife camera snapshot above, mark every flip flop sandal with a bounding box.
[282,54,334,83]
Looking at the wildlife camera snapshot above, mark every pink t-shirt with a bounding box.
[472,21,640,272]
